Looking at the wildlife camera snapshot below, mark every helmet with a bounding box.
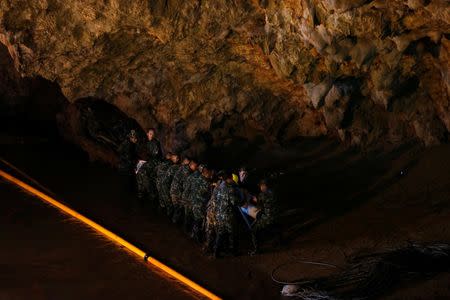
[232,173,239,184]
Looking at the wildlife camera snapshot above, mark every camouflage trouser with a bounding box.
[191,206,205,242]
[171,195,183,224]
[204,211,217,253]
[204,221,216,253]
[136,166,158,204]
[159,183,172,215]
[214,220,236,256]
[155,182,165,207]
[254,213,274,230]
[183,203,193,231]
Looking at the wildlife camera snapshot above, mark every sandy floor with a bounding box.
[0,137,449,299]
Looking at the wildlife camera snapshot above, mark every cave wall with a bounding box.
[0,0,449,153]
[0,41,67,135]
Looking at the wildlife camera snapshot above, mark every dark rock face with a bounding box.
[0,42,67,133]
[0,0,449,155]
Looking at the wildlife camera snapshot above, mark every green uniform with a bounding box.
[255,189,277,229]
[214,181,239,256]
[204,180,223,253]
[145,138,162,161]
[161,164,179,216]
[251,189,278,254]
[189,174,211,241]
[155,160,171,208]
[182,170,201,230]
[136,159,159,203]
[170,164,190,223]
[117,139,138,174]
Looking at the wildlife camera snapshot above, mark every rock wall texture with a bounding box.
[1,0,449,153]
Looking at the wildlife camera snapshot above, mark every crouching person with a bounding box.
[155,153,173,213]
[250,179,279,255]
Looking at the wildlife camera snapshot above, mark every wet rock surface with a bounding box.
[0,0,449,154]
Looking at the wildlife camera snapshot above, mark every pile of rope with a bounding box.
[275,242,450,299]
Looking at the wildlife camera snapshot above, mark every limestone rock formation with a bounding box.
[1,0,449,155]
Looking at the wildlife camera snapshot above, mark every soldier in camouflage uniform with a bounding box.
[181,160,200,232]
[117,130,138,174]
[145,128,163,161]
[117,130,138,190]
[214,172,240,257]
[155,152,173,212]
[136,158,160,206]
[117,130,139,212]
[190,167,212,242]
[170,157,191,224]
[251,179,278,254]
[161,154,180,217]
[203,171,226,254]
[135,128,163,206]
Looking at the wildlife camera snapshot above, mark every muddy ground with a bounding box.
[0,131,449,299]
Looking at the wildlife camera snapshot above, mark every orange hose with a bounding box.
[0,169,221,300]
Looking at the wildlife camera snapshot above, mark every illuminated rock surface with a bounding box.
[1,0,449,155]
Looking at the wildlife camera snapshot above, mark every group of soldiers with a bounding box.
[117,128,278,257]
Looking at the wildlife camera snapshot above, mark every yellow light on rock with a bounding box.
[0,169,221,300]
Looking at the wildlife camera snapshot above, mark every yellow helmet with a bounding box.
[232,173,239,184]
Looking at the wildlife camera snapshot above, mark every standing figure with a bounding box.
[170,157,191,225]
[117,130,139,212]
[181,160,200,232]
[136,157,160,206]
[251,179,278,254]
[214,172,240,257]
[203,171,226,255]
[155,152,173,212]
[145,128,163,161]
[190,167,212,242]
[136,128,163,205]
[117,130,138,188]
[161,154,180,217]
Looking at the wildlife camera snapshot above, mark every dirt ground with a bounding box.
[0,181,194,300]
[0,134,449,299]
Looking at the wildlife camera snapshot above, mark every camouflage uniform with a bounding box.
[155,159,171,209]
[190,174,211,242]
[214,181,239,256]
[204,180,223,253]
[136,159,159,204]
[182,170,201,231]
[161,164,179,217]
[145,138,162,161]
[252,189,278,253]
[170,164,191,224]
[117,138,138,212]
[255,189,277,229]
[117,139,138,175]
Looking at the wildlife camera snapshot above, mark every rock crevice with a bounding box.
[0,0,448,153]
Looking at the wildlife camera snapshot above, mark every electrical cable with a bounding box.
[271,260,340,285]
